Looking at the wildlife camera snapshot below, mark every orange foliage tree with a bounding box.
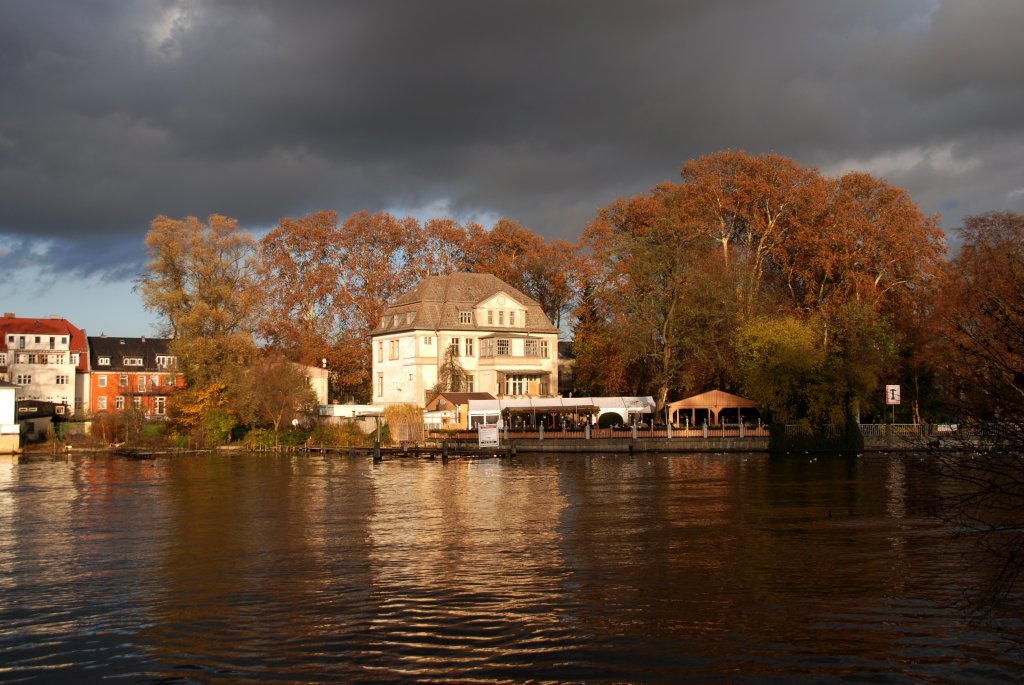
[464,219,581,329]
[571,151,945,422]
[573,183,739,408]
[932,210,1024,604]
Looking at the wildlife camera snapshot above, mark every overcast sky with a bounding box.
[1,0,1022,335]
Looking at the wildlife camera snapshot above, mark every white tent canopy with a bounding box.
[467,396,655,428]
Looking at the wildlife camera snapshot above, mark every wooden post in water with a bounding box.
[373,441,382,463]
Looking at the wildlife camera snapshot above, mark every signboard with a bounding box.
[478,424,500,448]
[885,385,901,405]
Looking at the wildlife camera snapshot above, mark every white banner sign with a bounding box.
[478,424,500,448]
[885,385,901,405]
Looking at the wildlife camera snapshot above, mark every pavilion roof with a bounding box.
[666,389,758,411]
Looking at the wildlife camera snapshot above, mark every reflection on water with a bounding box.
[0,452,1020,682]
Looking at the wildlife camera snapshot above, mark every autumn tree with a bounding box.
[138,214,258,440]
[932,210,1024,605]
[573,184,740,408]
[678,150,823,317]
[464,219,580,329]
[736,315,822,424]
[253,210,483,401]
[234,352,318,438]
[419,217,472,276]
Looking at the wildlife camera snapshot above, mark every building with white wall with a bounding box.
[370,273,560,407]
[0,314,89,415]
[0,381,19,452]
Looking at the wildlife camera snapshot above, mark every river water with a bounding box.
[0,451,1020,683]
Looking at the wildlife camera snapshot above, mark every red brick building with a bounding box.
[87,336,184,416]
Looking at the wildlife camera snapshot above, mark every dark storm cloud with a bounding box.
[1,0,1023,277]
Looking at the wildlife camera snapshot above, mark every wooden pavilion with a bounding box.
[667,389,759,427]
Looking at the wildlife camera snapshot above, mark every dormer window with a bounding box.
[124,357,143,366]
[392,314,400,327]
[97,356,110,366]
[459,311,472,324]
[406,312,415,324]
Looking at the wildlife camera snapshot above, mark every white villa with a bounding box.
[370,272,560,407]
[0,314,89,415]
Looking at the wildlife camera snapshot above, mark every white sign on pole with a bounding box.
[885,385,901,405]
[478,424,500,448]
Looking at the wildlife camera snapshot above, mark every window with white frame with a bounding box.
[423,336,433,346]
[498,311,504,325]
[133,396,141,408]
[459,311,472,324]
[115,396,124,410]
[388,340,399,360]
[55,375,68,385]
[0,353,5,365]
[97,396,107,410]
[119,375,128,387]
[98,375,107,388]
[15,374,31,384]
[124,357,143,366]
[449,338,460,356]
[377,373,384,397]
[155,397,166,415]
[464,338,474,356]
[487,310,493,325]
[466,373,475,392]
[98,357,110,366]
[71,354,79,365]
[377,341,384,362]
[505,374,535,396]
[509,311,516,326]
[138,376,146,391]
[497,339,510,356]
[524,339,550,358]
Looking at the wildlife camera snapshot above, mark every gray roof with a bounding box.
[371,272,559,335]
[87,335,172,372]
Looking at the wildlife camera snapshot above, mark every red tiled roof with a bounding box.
[0,316,90,372]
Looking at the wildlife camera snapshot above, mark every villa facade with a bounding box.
[370,273,560,407]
